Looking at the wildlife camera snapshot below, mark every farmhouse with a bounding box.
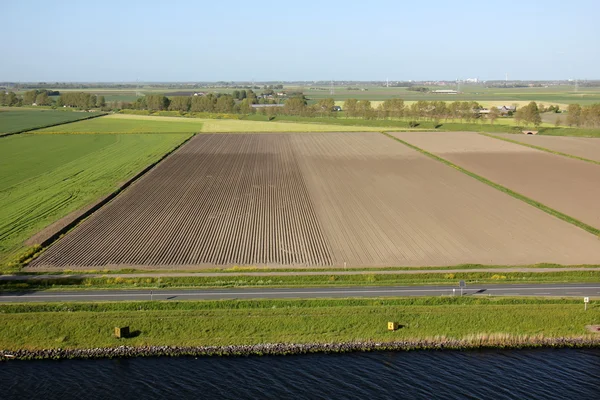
[498,105,516,115]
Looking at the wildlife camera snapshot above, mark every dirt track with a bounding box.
[29,132,600,270]
[490,133,600,163]
[393,131,600,229]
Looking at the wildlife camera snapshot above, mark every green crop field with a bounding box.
[38,114,385,133]
[0,133,191,267]
[0,298,597,350]
[37,114,205,134]
[302,85,600,105]
[0,108,105,135]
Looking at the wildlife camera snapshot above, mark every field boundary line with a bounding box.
[479,132,600,166]
[0,112,108,138]
[24,133,196,257]
[380,132,600,237]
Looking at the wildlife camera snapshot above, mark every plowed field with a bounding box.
[393,131,600,229]
[30,133,600,270]
[490,133,600,163]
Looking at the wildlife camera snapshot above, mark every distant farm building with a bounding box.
[431,90,458,94]
[251,104,285,109]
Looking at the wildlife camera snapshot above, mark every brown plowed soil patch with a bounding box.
[492,133,600,163]
[393,131,600,229]
[28,132,600,271]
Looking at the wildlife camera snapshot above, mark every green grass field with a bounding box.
[2,270,597,291]
[0,109,105,135]
[0,298,597,350]
[303,84,600,105]
[38,114,385,133]
[0,133,191,267]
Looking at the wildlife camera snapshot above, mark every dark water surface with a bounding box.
[1,349,599,399]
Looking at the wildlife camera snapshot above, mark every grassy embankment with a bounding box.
[0,108,105,137]
[0,133,192,271]
[0,298,597,351]
[1,270,598,291]
[17,263,600,275]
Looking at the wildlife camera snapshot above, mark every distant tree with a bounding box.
[554,116,562,127]
[215,95,235,113]
[343,98,358,117]
[146,94,170,111]
[6,92,18,106]
[566,104,582,127]
[169,96,191,112]
[35,92,50,106]
[23,90,38,105]
[521,101,541,127]
[96,95,106,108]
[488,106,500,125]
[238,98,252,114]
[0,91,6,106]
[232,90,240,100]
[514,108,524,125]
[316,98,335,117]
[283,97,306,116]
[356,100,374,119]
[88,95,97,109]
[55,96,64,107]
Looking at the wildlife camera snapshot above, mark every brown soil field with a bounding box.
[490,133,600,163]
[393,131,600,229]
[29,133,600,270]
[29,134,333,269]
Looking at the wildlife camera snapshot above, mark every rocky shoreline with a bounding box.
[2,337,599,361]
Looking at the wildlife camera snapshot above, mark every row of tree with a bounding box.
[0,90,106,108]
[566,104,600,128]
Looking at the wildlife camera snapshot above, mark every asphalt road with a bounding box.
[0,284,598,303]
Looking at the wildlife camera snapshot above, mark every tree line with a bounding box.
[0,90,106,108]
[565,104,600,128]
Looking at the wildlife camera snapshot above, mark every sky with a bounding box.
[2,0,599,82]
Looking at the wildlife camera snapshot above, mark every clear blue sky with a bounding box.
[2,0,598,82]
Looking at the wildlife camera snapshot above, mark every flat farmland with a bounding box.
[0,133,191,264]
[38,113,383,134]
[30,134,333,269]
[490,133,600,163]
[393,131,600,229]
[30,133,600,270]
[0,109,104,135]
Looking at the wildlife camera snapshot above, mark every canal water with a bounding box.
[1,348,599,399]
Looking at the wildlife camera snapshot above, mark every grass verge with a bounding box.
[0,298,597,350]
[1,271,598,291]
[480,132,600,166]
[382,132,600,237]
[13,263,600,276]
